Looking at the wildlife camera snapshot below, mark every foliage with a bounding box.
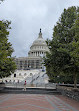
[44,6,79,87]
[0,20,16,78]
[0,0,4,4]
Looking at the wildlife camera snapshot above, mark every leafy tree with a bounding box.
[0,20,16,78]
[44,6,79,88]
[0,0,4,4]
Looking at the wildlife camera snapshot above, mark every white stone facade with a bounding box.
[28,29,49,57]
[15,29,49,70]
[3,30,49,84]
[3,69,40,83]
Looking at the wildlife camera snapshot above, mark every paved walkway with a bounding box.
[0,94,79,111]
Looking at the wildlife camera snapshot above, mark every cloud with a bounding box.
[0,0,79,57]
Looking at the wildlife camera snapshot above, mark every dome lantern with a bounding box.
[38,28,42,38]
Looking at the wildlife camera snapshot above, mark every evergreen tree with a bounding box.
[44,6,79,88]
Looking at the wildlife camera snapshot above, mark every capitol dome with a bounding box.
[32,38,46,45]
[28,29,49,57]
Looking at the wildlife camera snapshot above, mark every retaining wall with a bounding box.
[0,82,5,90]
[57,85,79,101]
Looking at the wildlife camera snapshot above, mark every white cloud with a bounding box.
[0,0,79,57]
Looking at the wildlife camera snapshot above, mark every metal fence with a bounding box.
[5,82,57,89]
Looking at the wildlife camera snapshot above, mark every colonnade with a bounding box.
[29,51,45,57]
[17,59,41,70]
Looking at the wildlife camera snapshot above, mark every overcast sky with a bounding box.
[0,0,79,57]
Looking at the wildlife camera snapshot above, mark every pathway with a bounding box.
[0,94,79,111]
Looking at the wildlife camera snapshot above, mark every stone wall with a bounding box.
[57,85,79,101]
[0,82,5,90]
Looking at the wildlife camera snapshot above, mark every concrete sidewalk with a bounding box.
[0,94,79,111]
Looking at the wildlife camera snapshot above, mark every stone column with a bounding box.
[34,60,36,68]
[27,60,28,69]
[37,52,38,56]
[35,52,36,56]
[33,52,34,56]
[36,52,37,56]
[34,52,35,56]
[38,52,39,56]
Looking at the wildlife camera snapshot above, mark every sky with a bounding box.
[0,0,79,57]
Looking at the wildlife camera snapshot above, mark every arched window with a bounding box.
[14,74,16,77]
[19,73,21,76]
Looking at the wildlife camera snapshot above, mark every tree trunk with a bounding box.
[74,72,77,88]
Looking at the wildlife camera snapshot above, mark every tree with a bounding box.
[44,6,79,88]
[69,14,79,87]
[0,0,4,4]
[0,20,16,78]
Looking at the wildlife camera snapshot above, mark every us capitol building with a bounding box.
[3,29,49,84]
[15,29,49,70]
